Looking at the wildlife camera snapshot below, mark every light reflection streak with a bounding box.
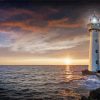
[64,65,73,81]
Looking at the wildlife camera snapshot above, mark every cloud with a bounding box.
[0,21,48,34]
[0,8,34,21]
[0,32,13,47]
[8,29,89,54]
[48,17,83,28]
[0,6,89,59]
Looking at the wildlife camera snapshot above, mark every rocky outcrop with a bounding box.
[81,88,100,100]
[88,88,100,100]
[81,96,88,100]
[82,70,96,75]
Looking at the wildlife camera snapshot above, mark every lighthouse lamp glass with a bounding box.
[91,17,98,23]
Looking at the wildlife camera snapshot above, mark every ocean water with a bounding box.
[0,65,100,100]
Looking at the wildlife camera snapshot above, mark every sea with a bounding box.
[0,65,100,100]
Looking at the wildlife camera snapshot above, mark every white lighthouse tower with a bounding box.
[88,14,100,72]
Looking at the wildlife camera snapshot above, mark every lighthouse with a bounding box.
[88,14,100,72]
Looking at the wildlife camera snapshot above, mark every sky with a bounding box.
[0,0,100,65]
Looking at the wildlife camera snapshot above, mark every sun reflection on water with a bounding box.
[64,65,73,81]
[64,65,84,82]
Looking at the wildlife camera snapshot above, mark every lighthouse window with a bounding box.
[96,60,99,64]
[96,50,98,53]
[95,39,98,42]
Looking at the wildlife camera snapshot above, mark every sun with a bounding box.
[64,58,72,65]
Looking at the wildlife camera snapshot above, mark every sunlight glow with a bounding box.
[0,57,89,65]
[64,58,72,65]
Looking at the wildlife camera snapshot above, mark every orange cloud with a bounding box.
[0,21,48,33]
[48,18,82,28]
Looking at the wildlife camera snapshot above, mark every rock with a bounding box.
[81,96,88,100]
[96,73,100,78]
[97,70,100,73]
[81,88,100,100]
[88,88,100,100]
[82,70,96,75]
